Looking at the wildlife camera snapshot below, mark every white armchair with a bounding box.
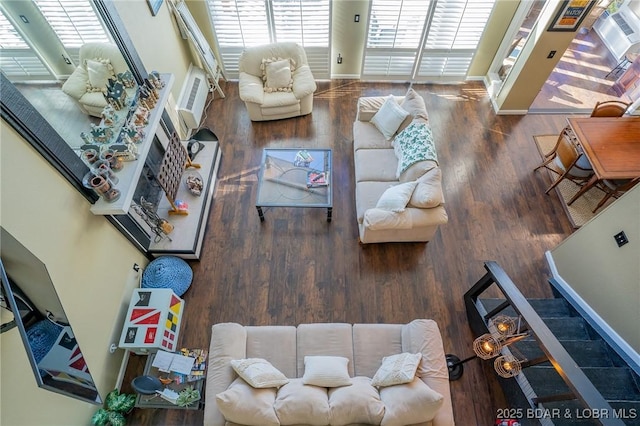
[61,43,131,117]
[238,42,317,121]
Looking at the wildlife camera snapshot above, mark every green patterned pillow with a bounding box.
[393,122,438,178]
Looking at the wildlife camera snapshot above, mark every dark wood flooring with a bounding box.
[122,79,577,425]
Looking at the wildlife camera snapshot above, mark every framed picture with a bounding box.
[547,0,596,32]
[147,0,164,16]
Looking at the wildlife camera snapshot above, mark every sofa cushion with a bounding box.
[297,323,355,377]
[261,57,294,93]
[274,378,330,425]
[357,95,404,122]
[352,324,403,378]
[401,319,449,379]
[409,167,444,209]
[371,352,422,387]
[246,325,298,378]
[302,356,352,387]
[353,121,392,151]
[328,376,385,426]
[363,208,413,231]
[355,181,400,224]
[376,181,419,212]
[354,148,398,183]
[215,378,280,426]
[379,377,444,426]
[370,96,410,140]
[230,358,289,388]
[399,159,438,183]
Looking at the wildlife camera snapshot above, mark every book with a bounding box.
[151,350,195,375]
[179,348,208,382]
[294,150,314,167]
[306,171,329,187]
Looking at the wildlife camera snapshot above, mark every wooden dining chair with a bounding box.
[534,130,594,194]
[592,177,640,213]
[590,100,631,117]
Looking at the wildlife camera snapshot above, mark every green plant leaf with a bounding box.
[91,408,110,426]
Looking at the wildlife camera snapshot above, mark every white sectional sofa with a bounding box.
[204,319,454,426]
[353,89,448,244]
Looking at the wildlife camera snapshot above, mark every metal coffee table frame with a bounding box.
[256,148,332,222]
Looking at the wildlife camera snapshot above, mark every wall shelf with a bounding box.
[90,73,175,216]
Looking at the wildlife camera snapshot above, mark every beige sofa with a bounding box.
[238,42,317,121]
[353,90,448,244]
[204,320,454,426]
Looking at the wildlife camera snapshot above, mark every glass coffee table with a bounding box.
[256,148,332,222]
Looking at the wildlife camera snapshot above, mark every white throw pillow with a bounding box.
[261,57,294,93]
[370,96,410,140]
[328,376,385,426]
[230,358,289,388]
[274,378,330,425]
[215,378,280,426]
[379,377,444,426]
[85,58,114,93]
[409,167,444,208]
[302,356,352,387]
[376,181,419,212]
[370,352,422,387]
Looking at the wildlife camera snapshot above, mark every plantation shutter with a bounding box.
[418,0,495,79]
[363,0,495,81]
[33,0,110,65]
[0,9,52,80]
[207,0,330,79]
[363,0,431,77]
[271,0,330,78]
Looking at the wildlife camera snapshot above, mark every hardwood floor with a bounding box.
[122,80,577,425]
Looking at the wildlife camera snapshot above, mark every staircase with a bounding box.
[464,262,640,426]
[481,298,640,426]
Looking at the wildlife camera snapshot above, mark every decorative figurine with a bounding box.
[117,70,136,88]
[133,106,149,126]
[101,104,117,127]
[90,124,113,144]
[122,125,144,144]
[149,71,165,89]
[104,78,127,110]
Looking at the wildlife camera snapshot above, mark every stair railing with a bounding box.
[464,261,625,426]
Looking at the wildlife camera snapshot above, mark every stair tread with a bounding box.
[524,366,640,401]
[480,297,572,318]
[513,340,614,367]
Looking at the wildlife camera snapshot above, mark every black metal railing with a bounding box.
[464,261,625,426]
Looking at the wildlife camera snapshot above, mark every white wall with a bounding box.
[550,185,640,353]
[0,123,148,425]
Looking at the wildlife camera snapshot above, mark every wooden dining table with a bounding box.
[566,117,640,204]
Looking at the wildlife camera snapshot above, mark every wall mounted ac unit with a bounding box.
[177,64,209,134]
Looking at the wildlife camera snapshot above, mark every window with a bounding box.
[0,10,52,80]
[363,0,496,81]
[207,0,330,78]
[33,0,111,64]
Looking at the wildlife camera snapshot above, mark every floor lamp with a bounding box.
[447,315,528,381]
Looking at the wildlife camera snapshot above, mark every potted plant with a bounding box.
[176,386,200,407]
[91,389,136,426]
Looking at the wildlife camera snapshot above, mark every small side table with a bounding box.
[119,288,184,354]
[134,353,205,410]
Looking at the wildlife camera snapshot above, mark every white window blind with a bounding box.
[207,0,330,79]
[363,0,495,81]
[34,0,110,64]
[0,10,52,80]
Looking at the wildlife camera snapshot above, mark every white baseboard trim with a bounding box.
[495,109,528,115]
[329,74,360,79]
[545,251,640,377]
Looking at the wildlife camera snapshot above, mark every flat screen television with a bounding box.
[0,227,102,405]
